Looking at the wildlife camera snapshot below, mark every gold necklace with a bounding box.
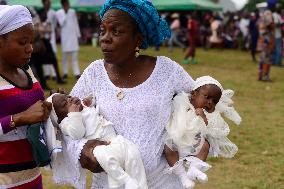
[111,59,143,101]
[115,72,136,100]
[116,89,125,100]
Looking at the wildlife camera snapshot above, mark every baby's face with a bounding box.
[191,84,222,113]
[52,94,82,123]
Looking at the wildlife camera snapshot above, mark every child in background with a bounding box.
[258,10,275,81]
[45,93,148,189]
[164,76,241,189]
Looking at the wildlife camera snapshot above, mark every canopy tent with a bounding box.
[7,0,43,8]
[50,0,103,12]
[195,0,222,11]
[7,0,102,12]
[152,0,222,11]
[8,0,221,12]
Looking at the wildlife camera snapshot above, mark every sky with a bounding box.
[231,0,248,9]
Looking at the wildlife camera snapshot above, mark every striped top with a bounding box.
[0,67,45,188]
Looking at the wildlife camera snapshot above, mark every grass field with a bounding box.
[42,46,284,189]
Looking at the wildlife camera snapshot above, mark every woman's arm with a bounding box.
[164,145,179,167]
[0,100,51,135]
[13,100,51,126]
[79,139,109,173]
[196,140,210,161]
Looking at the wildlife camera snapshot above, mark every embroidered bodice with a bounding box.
[69,56,194,188]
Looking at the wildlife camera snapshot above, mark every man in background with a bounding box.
[56,0,81,79]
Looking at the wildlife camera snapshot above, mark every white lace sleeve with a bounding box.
[215,89,242,125]
[205,112,238,158]
[70,62,97,98]
[168,61,194,94]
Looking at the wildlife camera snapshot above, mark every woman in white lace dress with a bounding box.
[56,0,210,188]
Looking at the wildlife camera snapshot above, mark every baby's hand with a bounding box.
[83,96,93,107]
[195,108,205,116]
[68,97,82,112]
[68,103,81,112]
[195,108,208,125]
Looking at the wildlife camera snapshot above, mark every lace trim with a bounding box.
[51,134,88,189]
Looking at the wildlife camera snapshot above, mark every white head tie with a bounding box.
[0,5,32,35]
[193,76,223,91]
[193,76,241,125]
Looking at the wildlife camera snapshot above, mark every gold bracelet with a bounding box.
[9,115,16,128]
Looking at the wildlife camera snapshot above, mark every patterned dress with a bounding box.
[0,67,45,189]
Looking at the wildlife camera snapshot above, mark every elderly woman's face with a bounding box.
[0,24,34,68]
[99,9,140,64]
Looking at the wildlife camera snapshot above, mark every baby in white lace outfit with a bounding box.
[46,93,148,189]
[164,76,241,189]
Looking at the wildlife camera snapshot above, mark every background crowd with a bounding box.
[1,0,284,189]
[1,0,283,87]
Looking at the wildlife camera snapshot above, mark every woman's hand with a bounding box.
[79,139,110,173]
[196,140,210,161]
[13,100,52,126]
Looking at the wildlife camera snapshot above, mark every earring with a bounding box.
[135,46,140,57]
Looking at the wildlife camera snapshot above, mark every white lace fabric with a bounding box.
[51,134,88,189]
[69,56,194,188]
[205,111,238,158]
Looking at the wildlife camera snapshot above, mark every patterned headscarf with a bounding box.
[0,5,32,35]
[100,0,171,49]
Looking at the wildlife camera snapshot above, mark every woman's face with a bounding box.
[0,24,34,68]
[99,9,141,64]
[191,84,222,113]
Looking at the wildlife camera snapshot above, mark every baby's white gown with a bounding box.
[52,105,148,189]
[166,92,240,159]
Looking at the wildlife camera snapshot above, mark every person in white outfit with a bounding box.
[42,0,57,80]
[164,76,242,189]
[56,0,81,79]
[37,1,65,84]
[49,0,211,188]
[45,93,148,189]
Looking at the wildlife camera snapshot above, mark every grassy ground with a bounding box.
[42,46,284,189]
